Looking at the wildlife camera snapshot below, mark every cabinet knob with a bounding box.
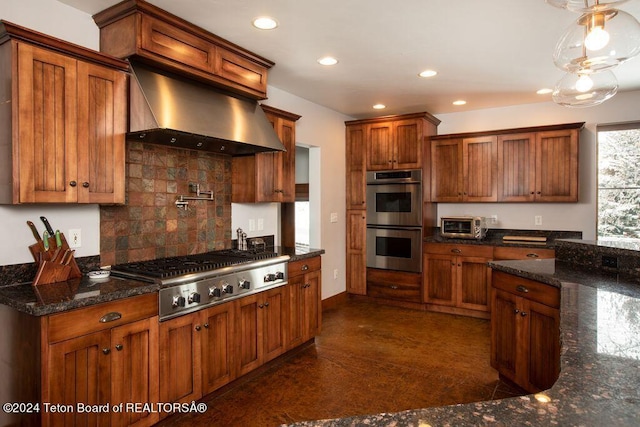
[204,323,209,329]
[301,264,309,271]
[265,302,270,307]
[82,182,90,188]
[195,325,201,331]
[526,253,539,258]
[537,191,541,195]
[115,344,123,351]
[451,249,462,254]
[102,348,110,355]
[390,285,398,289]
[520,311,528,317]
[530,191,535,195]
[69,181,77,187]
[259,304,264,309]
[516,285,529,293]
[514,309,520,314]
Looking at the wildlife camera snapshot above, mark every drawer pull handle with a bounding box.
[100,312,122,323]
[301,264,309,271]
[115,344,123,351]
[526,253,539,258]
[451,249,462,254]
[516,285,529,293]
[390,285,398,289]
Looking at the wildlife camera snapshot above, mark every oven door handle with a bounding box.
[366,225,422,231]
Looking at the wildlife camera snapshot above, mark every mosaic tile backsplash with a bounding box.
[99,141,232,266]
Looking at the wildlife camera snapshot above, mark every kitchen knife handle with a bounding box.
[43,231,50,251]
[40,216,55,236]
[26,221,42,243]
[55,230,62,248]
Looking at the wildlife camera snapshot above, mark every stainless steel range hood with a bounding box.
[127,62,285,155]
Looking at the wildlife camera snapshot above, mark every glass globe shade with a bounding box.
[553,10,640,72]
[545,0,629,13]
[552,70,618,107]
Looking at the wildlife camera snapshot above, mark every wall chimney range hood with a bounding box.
[128,62,286,156]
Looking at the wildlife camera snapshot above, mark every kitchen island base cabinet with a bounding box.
[491,271,560,393]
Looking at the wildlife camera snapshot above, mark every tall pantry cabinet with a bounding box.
[345,112,439,297]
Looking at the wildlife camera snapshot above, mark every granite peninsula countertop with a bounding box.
[0,247,324,316]
[287,258,640,426]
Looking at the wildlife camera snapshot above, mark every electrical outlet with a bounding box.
[69,229,82,248]
[330,212,338,223]
[333,269,338,280]
[490,215,498,225]
[249,219,256,231]
[602,255,618,269]
[257,218,264,231]
[534,215,543,226]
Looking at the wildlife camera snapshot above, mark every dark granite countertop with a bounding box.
[425,229,582,249]
[286,258,640,426]
[0,247,324,317]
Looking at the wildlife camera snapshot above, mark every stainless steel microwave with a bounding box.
[440,216,488,240]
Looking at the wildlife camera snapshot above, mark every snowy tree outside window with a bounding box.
[598,123,640,242]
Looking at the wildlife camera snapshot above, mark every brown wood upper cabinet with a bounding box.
[432,122,583,203]
[431,136,498,202]
[0,22,128,205]
[232,106,301,203]
[94,0,272,99]
[367,119,426,170]
[346,124,367,210]
[498,129,580,202]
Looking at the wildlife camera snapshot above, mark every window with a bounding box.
[597,122,640,241]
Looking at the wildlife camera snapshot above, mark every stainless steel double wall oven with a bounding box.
[366,169,422,273]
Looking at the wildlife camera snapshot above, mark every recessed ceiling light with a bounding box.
[373,104,386,110]
[537,88,553,95]
[453,100,467,106]
[419,69,438,78]
[317,56,338,66]
[252,16,278,30]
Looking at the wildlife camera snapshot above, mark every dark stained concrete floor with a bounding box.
[156,298,525,427]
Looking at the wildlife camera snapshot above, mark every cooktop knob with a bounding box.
[188,292,201,304]
[275,271,285,280]
[172,295,186,308]
[222,283,234,294]
[264,273,276,282]
[238,279,251,290]
[208,287,221,298]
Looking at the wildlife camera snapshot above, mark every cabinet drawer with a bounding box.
[47,293,158,343]
[368,283,421,303]
[493,246,555,260]
[288,256,321,277]
[424,243,493,258]
[140,15,216,73]
[492,271,559,308]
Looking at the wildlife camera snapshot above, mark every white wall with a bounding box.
[434,90,640,240]
[0,0,102,266]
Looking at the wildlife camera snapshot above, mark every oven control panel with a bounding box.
[159,259,288,321]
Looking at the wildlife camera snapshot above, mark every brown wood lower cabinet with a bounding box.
[491,271,560,393]
[45,294,159,427]
[287,257,322,349]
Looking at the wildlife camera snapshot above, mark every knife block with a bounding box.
[30,233,82,286]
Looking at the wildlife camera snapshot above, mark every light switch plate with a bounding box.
[330,212,338,223]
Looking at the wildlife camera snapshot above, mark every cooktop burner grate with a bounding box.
[111,249,280,279]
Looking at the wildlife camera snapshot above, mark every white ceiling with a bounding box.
[58,0,640,118]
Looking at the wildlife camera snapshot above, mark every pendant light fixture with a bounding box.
[552,69,618,107]
[546,0,629,12]
[553,9,640,72]
[546,0,640,107]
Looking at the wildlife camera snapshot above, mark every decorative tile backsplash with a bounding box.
[100,141,232,266]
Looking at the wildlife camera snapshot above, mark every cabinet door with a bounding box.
[287,274,306,349]
[346,125,367,209]
[457,256,491,312]
[525,299,561,391]
[463,136,497,202]
[490,289,519,384]
[497,133,536,202]
[277,116,296,202]
[536,129,579,202]
[262,286,286,363]
[254,114,296,202]
[346,211,367,295]
[431,139,463,202]
[76,60,126,204]
[236,294,261,376]
[201,303,236,394]
[393,119,423,169]
[303,269,322,339]
[48,330,111,427]
[366,122,393,170]
[158,314,202,404]
[423,253,456,306]
[215,46,268,95]
[111,318,159,427]
[16,43,78,203]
